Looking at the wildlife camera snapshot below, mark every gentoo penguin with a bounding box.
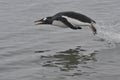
[35,11,97,35]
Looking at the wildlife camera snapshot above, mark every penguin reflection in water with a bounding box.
[35,11,97,35]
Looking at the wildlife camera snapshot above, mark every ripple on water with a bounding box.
[36,46,98,76]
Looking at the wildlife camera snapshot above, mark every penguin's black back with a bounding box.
[53,11,96,23]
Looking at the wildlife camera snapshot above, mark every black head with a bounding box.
[34,17,52,25]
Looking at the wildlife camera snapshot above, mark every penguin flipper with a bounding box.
[55,17,79,30]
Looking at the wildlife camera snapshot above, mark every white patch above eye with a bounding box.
[43,18,47,21]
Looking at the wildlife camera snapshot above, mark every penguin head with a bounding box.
[35,17,52,25]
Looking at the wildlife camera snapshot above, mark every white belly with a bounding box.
[52,20,68,28]
[62,16,90,26]
[52,16,91,28]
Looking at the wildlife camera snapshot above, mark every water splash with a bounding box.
[96,23,120,43]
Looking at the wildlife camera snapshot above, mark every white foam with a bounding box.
[96,23,120,43]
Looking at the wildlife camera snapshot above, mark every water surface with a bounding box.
[0,0,120,80]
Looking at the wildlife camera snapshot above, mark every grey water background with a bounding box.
[0,0,120,80]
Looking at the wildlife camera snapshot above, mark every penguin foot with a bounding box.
[75,26,82,29]
[77,27,82,29]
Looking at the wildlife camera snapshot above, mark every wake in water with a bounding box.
[96,22,120,44]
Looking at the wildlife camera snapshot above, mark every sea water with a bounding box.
[0,0,120,80]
